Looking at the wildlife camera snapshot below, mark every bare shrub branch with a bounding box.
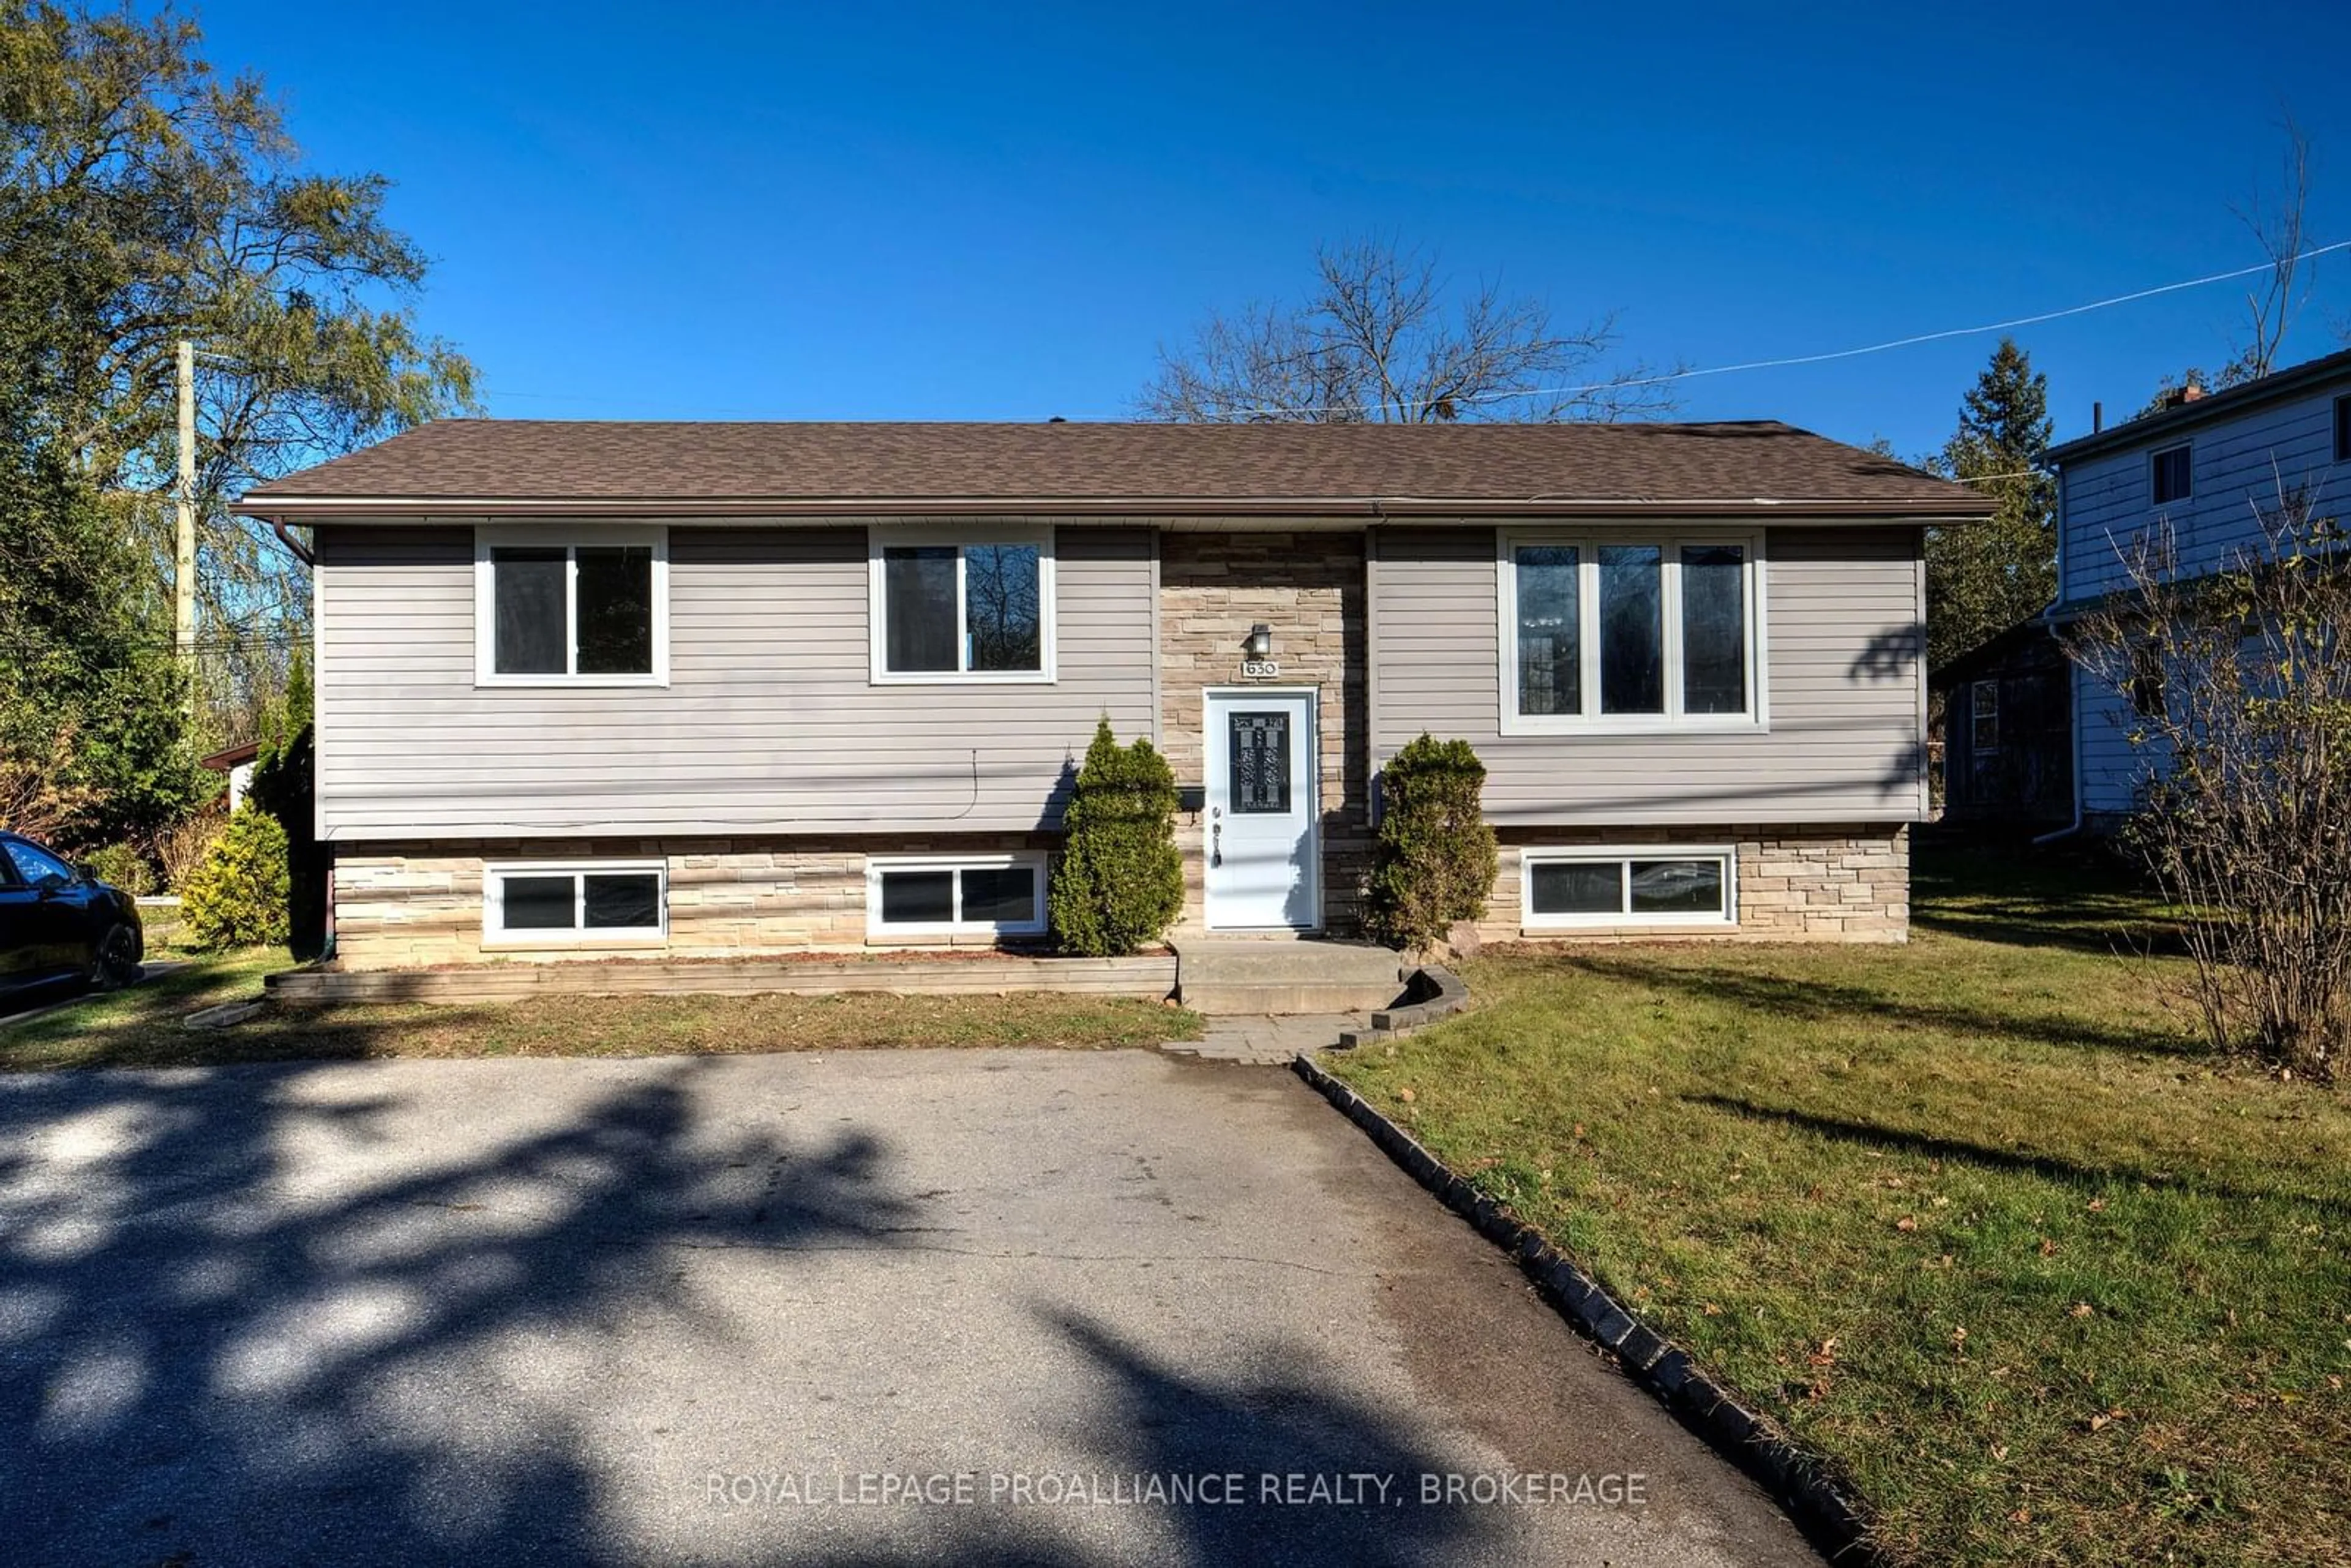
[2066,478,2351,1079]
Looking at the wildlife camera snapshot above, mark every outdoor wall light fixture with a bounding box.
[1246,623,1273,659]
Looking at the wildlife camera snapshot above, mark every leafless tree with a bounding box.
[1139,239,1675,423]
[2229,111,2315,381]
[2066,476,2351,1081]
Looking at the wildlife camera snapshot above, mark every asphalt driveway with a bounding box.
[0,1049,1818,1566]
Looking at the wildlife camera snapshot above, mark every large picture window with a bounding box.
[484,861,667,944]
[870,528,1055,681]
[1501,531,1761,730]
[475,528,668,685]
[1521,846,1736,929]
[866,854,1048,938]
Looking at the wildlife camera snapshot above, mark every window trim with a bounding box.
[865,852,1049,938]
[1496,527,1768,735]
[474,525,670,688]
[1970,679,2001,751]
[482,859,669,948]
[2150,442,2192,506]
[867,525,1058,685]
[1519,844,1738,931]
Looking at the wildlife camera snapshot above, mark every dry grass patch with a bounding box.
[2,953,1199,1073]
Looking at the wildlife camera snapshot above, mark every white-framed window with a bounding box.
[866,853,1048,938]
[484,860,667,945]
[1521,846,1737,929]
[868,525,1056,683]
[1971,679,2001,751]
[475,526,669,686]
[1498,529,1764,733]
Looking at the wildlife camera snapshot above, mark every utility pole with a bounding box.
[175,339,197,711]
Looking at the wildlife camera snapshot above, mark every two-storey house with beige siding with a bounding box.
[230,421,1989,969]
[2044,346,2351,831]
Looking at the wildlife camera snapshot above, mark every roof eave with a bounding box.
[234,493,1989,521]
[2047,348,2351,466]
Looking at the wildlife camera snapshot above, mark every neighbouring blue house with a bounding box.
[2040,345,2351,833]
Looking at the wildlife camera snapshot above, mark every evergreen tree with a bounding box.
[1925,338,2057,669]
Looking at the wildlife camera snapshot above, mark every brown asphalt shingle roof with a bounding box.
[236,418,1989,516]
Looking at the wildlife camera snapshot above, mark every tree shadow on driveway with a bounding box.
[0,1056,916,1567]
[1035,1307,1503,1566]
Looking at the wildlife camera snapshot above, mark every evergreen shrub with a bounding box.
[180,805,291,950]
[1366,733,1498,950]
[1049,718,1184,957]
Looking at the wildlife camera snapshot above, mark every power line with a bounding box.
[1158,238,2351,423]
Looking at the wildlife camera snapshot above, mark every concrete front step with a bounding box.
[1171,938,1408,1016]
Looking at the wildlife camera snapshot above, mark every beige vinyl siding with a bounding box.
[2057,388,2348,608]
[1371,525,1927,825]
[315,522,1153,841]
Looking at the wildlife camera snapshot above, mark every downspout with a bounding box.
[270,517,316,567]
[2029,658,2085,846]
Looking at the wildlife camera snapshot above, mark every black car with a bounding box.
[0,831,145,1000]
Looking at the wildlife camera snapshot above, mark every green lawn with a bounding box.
[0,949,1199,1072]
[1327,841,2351,1567]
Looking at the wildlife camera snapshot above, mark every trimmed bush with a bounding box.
[80,841,155,896]
[180,805,291,951]
[1366,733,1498,950]
[1050,718,1184,956]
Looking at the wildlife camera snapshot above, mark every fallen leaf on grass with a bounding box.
[1397,1087,1416,1104]
[1895,1216,1919,1232]
[2088,1198,2108,1212]
[2039,1237,2058,1257]
[2070,1303,2094,1318]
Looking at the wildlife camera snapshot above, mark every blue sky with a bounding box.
[192,1,2351,459]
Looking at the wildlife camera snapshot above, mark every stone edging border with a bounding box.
[1290,1051,1878,1565]
[1338,964,1468,1048]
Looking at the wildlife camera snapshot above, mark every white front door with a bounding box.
[1203,688,1318,930]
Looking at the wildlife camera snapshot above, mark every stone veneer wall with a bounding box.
[1157,531,1370,932]
[1478,823,1911,944]
[331,835,1052,970]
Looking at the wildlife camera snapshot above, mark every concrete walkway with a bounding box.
[1161,1013,1359,1065]
[0,1049,1817,1567]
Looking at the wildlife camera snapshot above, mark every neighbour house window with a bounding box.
[1521,847,1735,928]
[866,854,1048,937]
[1971,680,2000,751]
[2151,443,2192,506]
[1502,532,1760,730]
[870,529,1054,680]
[2129,643,2167,719]
[484,861,666,943]
[476,530,668,685]
[2335,394,2350,463]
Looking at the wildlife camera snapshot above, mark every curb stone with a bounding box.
[1290,1051,1880,1566]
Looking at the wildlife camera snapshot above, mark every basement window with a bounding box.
[866,854,1048,938]
[1521,847,1736,929]
[484,861,667,945]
